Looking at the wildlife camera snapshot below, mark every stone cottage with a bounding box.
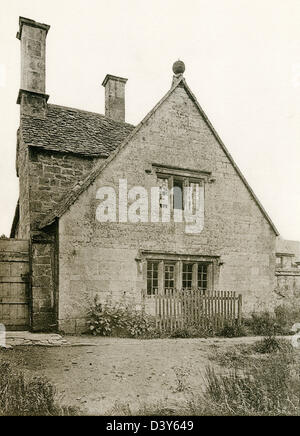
[2,16,283,332]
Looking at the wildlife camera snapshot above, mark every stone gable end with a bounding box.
[58,84,276,333]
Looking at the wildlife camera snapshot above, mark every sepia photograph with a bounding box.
[0,0,300,421]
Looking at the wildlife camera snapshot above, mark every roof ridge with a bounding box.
[48,104,134,127]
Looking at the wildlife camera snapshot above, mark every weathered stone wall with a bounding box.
[16,134,102,330]
[274,259,300,309]
[28,148,100,229]
[17,132,30,239]
[275,272,300,302]
[58,85,277,333]
[103,75,127,122]
[18,17,49,95]
[274,240,300,309]
[30,229,58,331]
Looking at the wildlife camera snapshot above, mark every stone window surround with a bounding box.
[276,252,296,269]
[139,250,220,296]
[151,163,215,215]
[151,163,214,182]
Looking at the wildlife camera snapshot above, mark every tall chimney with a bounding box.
[102,74,127,123]
[16,17,50,116]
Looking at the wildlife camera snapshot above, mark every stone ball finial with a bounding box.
[172,60,185,75]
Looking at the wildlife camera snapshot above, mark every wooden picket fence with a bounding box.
[142,289,242,333]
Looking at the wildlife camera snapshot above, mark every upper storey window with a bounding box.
[173,179,184,210]
[152,164,213,233]
[157,176,204,212]
[155,166,209,210]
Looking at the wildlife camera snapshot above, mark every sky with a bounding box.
[0,0,299,240]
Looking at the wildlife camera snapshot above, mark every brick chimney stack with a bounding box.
[102,74,127,123]
[16,17,50,116]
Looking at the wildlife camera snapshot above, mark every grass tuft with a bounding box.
[0,360,78,416]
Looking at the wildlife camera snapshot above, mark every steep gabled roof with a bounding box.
[21,104,135,157]
[39,76,279,235]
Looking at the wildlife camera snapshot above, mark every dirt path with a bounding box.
[0,336,271,415]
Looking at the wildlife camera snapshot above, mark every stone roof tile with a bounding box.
[20,104,135,157]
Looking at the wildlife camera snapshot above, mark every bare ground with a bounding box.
[0,335,277,415]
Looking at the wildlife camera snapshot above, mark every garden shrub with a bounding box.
[170,322,214,338]
[252,336,294,355]
[169,327,192,338]
[274,305,300,334]
[218,322,247,338]
[88,298,300,339]
[244,311,284,336]
[243,307,300,337]
[88,297,158,338]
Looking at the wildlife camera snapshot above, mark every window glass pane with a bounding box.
[164,263,175,290]
[158,177,169,209]
[276,256,282,265]
[173,179,183,210]
[185,180,203,215]
[182,263,193,289]
[197,264,208,290]
[147,261,159,295]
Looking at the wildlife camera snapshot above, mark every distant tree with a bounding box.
[0,234,8,239]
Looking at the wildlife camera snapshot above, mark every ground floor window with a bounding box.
[156,169,206,215]
[164,263,175,290]
[182,263,193,289]
[147,261,159,295]
[145,257,213,295]
[198,264,208,290]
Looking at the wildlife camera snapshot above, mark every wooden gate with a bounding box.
[0,240,30,331]
[142,289,242,333]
